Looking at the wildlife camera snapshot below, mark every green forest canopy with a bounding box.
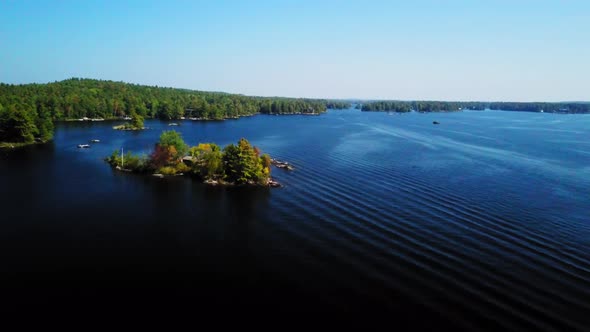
[0,78,350,143]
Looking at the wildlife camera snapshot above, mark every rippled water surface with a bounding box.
[1,109,589,329]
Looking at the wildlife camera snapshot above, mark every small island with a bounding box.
[113,112,145,130]
[105,130,280,187]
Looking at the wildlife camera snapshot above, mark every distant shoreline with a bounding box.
[359,101,590,114]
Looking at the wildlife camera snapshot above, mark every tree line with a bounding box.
[0,78,350,144]
[360,100,590,113]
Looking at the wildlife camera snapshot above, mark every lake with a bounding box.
[1,109,589,330]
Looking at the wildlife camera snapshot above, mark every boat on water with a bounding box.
[90,139,100,143]
[433,121,440,125]
[77,144,90,148]
[169,123,179,126]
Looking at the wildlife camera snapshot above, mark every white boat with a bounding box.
[77,144,90,148]
[90,139,100,143]
[169,123,179,126]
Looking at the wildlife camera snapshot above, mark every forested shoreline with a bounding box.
[2,77,588,146]
[360,100,590,113]
[0,78,349,145]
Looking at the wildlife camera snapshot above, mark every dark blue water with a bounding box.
[1,109,589,329]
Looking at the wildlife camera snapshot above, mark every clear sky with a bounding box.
[1,0,589,101]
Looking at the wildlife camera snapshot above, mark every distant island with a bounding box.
[0,78,350,147]
[105,130,280,187]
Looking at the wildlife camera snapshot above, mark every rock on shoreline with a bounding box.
[113,124,146,131]
[271,158,294,171]
[147,172,282,188]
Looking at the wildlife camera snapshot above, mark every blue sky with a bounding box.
[1,0,589,101]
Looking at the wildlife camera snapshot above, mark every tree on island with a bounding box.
[149,144,178,170]
[223,138,269,185]
[114,111,145,130]
[149,130,189,174]
[189,143,223,179]
[157,130,188,158]
[130,111,144,129]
